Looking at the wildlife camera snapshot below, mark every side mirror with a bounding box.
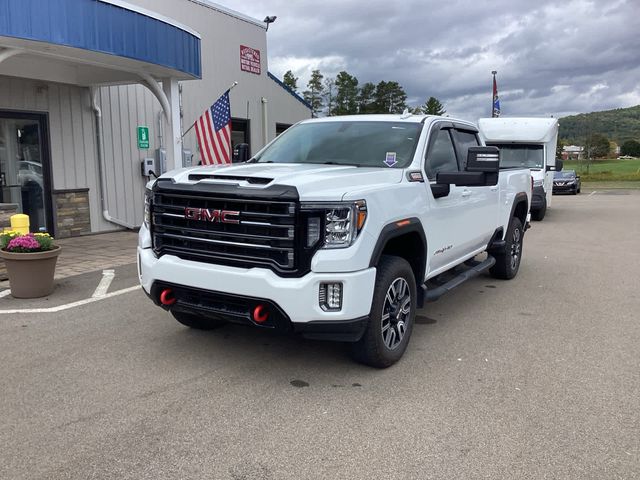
[548,159,564,172]
[434,146,500,188]
[466,146,500,173]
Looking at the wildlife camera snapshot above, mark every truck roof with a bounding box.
[300,114,477,130]
[478,117,559,143]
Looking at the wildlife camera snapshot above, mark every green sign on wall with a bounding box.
[137,126,150,149]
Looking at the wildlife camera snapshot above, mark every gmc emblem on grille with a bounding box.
[184,207,240,224]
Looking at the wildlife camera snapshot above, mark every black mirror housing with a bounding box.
[466,146,500,173]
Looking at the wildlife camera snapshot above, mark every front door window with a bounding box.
[0,114,50,232]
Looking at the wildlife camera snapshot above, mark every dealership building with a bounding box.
[0,0,311,237]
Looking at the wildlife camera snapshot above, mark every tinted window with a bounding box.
[425,129,458,180]
[554,170,576,178]
[454,130,480,168]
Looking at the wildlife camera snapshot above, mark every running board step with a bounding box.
[422,256,496,303]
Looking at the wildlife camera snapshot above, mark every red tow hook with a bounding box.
[159,288,176,306]
[252,304,269,324]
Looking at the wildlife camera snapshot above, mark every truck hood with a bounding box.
[162,163,404,200]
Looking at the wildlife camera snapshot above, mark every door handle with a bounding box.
[461,189,472,198]
[490,186,498,191]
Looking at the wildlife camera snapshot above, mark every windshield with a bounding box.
[253,121,422,168]
[554,170,576,178]
[488,144,544,169]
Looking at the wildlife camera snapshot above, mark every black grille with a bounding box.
[151,180,308,274]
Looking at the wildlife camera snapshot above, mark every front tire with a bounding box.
[531,197,547,221]
[171,310,226,330]
[489,216,524,280]
[351,255,417,368]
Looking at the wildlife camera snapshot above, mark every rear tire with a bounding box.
[490,217,524,280]
[351,255,417,368]
[171,310,226,330]
[531,197,546,221]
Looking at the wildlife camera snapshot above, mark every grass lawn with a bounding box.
[564,158,640,182]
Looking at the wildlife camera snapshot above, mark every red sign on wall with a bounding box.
[240,45,261,75]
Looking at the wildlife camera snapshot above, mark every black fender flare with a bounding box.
[509,192,529,228]
[369,217,428,308]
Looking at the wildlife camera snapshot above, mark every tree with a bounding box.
[373,81,407,113]
[282,70,298,92]
[556,138,567,159]
[303,70,324,117]
[332,71,359,115]
[621,139,640,157]
[417,96,446,115]
[357,82,377,114]
[585,133,610,158]
[323,77,335,116]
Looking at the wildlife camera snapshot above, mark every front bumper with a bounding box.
[138,247,376,340]
[553,183,577,193]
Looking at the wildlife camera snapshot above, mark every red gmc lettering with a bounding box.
[184,208,240,224]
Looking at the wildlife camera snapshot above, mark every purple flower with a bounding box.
[7,234,41,252]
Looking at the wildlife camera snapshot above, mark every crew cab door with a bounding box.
[422,124,469,273]
[422,124,499,276]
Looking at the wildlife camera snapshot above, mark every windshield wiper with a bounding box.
[321,161,360,167]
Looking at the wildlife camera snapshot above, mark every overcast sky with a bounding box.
[219,0,639,122]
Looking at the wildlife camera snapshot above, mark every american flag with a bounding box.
[492,74,501,118]
[195,91,232,165]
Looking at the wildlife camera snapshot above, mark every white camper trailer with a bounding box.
[478,117,560,221]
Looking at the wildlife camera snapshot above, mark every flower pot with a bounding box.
[0,246,62,298]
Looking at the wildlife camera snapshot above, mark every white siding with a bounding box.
[0,75,113,232]
[0,1,312,233]
[97,84,160,227]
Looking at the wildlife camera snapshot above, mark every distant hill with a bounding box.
[558,105,640,144]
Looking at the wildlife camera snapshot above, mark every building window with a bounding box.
[276,123,292,136]
[231,118,250,162]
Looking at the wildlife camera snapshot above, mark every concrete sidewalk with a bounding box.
[0,231,138,286]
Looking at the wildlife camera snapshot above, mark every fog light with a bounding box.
[319,282,343,311]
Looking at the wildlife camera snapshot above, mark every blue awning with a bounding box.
[0,0,201,79]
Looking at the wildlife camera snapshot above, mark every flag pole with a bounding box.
[182,81,238,138]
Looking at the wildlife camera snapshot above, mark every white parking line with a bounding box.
[92,269,115,298]
[0,286,141,314]
[589,191,597,196]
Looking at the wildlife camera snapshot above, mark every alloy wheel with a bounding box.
[381,277,411,350]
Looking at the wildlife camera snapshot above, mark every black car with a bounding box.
[553,170,581,195]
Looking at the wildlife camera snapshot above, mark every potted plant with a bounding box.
[0,231,61,298]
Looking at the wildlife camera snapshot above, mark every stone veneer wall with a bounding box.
[0,203,19,280]
[53,189,91,238]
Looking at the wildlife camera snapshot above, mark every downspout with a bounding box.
[90,87,137,229]
[261,97,268,147]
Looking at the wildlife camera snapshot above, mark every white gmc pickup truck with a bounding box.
[138,115,531,367]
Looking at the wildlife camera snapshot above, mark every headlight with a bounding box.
[301,200,367,249]
[144,189,152,228]
[533,179,544,187]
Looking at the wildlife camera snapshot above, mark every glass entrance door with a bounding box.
[0,112,52,232]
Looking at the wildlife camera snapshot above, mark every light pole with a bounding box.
[263,16,277,31]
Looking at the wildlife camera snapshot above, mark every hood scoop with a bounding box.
[188,173,273,185]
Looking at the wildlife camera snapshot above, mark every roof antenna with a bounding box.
[400,108,412,119]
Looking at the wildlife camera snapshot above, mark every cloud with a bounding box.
[220,0,640,121]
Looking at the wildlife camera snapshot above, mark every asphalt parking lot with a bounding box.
[1,190,639,479]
